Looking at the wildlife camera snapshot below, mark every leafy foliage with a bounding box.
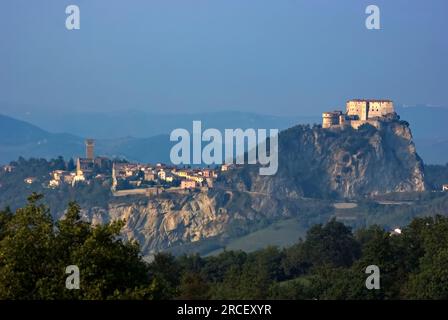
[0,194,148,299]
[1,195,448,299]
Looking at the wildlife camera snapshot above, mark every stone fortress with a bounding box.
[322,99,397,129]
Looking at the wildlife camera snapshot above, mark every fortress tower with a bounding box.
[85,139,95,160]
[322,111,342,129]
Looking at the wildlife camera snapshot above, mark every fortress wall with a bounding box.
[113,187,164,197]
[346,101,368,120]
[346,100,394,120]
[368,101,394,117]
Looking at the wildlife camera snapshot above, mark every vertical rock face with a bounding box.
[82,119,426,254]
[81,189,315,255]
[221,119,426,199]
[324,121,425,197]
[81,193,230,254]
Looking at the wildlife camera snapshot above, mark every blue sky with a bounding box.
[1,0,447,116]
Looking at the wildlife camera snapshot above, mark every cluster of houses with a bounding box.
[2,156,448,196]
[45,160,228,197]
[111,162,222,192]
[46,157,112,188]
[1,159,229,196]
[45,156,227,193]
[1,139,233,195]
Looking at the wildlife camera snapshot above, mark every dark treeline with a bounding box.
[1,194,448,300]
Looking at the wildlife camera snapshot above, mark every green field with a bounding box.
[207,218,307,256]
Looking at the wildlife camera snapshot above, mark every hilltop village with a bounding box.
[6,139,234,197]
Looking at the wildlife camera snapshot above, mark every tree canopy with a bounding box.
[1,194,448,300]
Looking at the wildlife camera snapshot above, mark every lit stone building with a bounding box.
[322,111,343,129]
[322,99,396,129]
[24,177,37,184]
[181,180,197,190]
[76,158,94,177]
[3,165,15,173]
[157,169,166,180]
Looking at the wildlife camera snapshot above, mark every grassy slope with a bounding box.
[206,218,307,256]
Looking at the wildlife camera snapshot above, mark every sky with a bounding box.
[0,0,447,117]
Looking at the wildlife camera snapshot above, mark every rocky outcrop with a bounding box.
[221,119,425,199]
[80,189,328,255]
[80,193,227,254]
[81,119,426,255]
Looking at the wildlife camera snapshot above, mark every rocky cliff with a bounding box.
[220,119,425,199]
[81,119,426,255]
[81,190,331,256]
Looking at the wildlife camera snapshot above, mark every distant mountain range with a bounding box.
[0,112,305,165]
[0,114,171,165]
[3,109,313,139]
[0,105,447,165]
